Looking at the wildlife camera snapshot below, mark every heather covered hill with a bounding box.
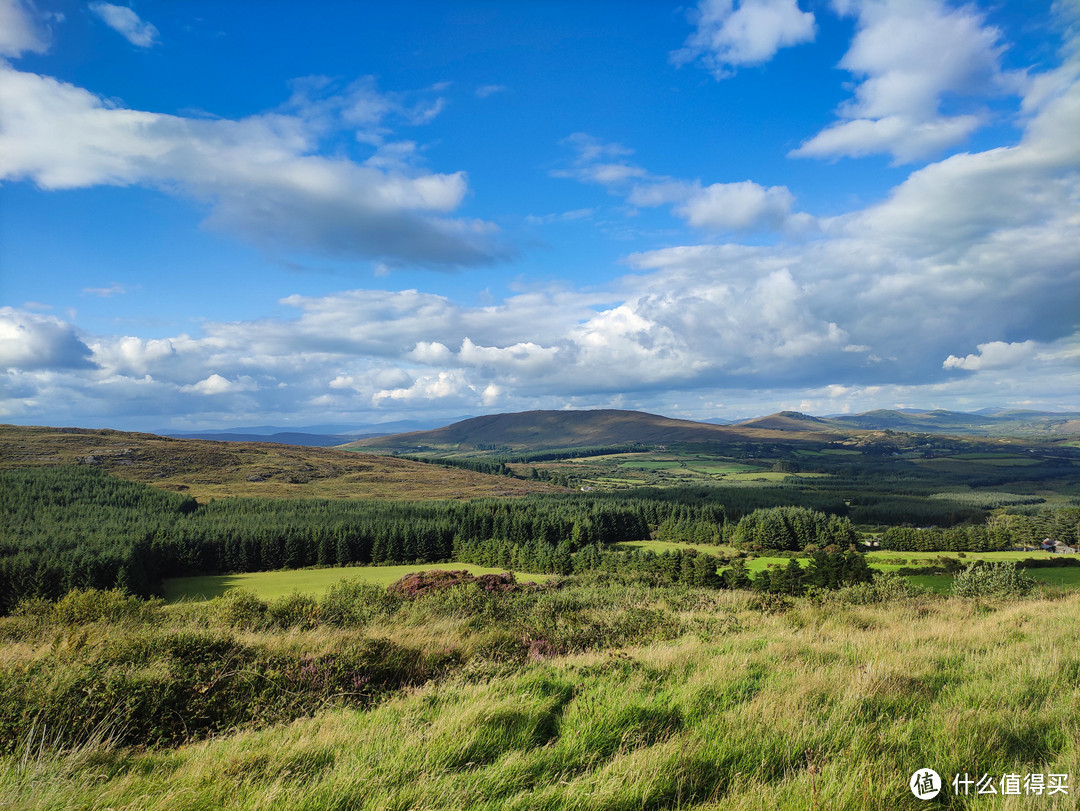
[733,411,835,431]
[341,409,844,453]
[0,425,559,501]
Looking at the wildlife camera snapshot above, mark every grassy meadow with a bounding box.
[1,581,1078,810]
[164,563,554,601]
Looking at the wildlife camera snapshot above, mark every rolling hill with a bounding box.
[822,408,1080,435]
[340,408,845,453]
[0,425,558,501]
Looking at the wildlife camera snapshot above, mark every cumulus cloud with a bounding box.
[791,0,1014,163]
[943,340,1038,371]
[89,3,159,48]
[372,370,473,405]
[0,67,501,268]
[0,308,96,371]
[673,181,799,231]
[181,374,258,395]
[673,0,816,79]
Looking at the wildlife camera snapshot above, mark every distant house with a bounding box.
[1041,538,1078,554]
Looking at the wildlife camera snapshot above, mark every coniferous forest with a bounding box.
[3,464,1078,613]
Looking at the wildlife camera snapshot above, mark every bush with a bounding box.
[952,561,1036,598]
[14,589,162,626]
[830,573,927,605]
[218,589,270,629]
[267,592,321,629]
[319,579,400,627]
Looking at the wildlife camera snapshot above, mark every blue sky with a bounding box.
[1,0,1077,431]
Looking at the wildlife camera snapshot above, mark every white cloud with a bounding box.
[89,3,159,48]
[792,0,1013,163]
[673,0,816,79]
[459,337,561,375]
[0,0,49,57]
[0,66,501,267]
[372,370,472,405]
[408,341,454,364]
[559,134,811,233]
[675,181,797,231]
[89,335,177,376]
[180,373,256,396]
[475,84,507,98]
[943,340,1038,371]
[0,308,95,371]
[82,282,130,298]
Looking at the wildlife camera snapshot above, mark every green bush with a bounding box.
[952,561,1036,598]
[830,572,927,605]
[319,579,400,627]
[266,592,321,629]
[218,589,270,629]
[14,588,162,626]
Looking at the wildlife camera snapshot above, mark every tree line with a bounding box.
[879,508,1080,552]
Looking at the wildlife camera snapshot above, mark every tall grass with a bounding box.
[1,583,1077,809]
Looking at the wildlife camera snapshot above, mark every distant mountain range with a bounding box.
[163,417,473,447]
[161,408,1080,450]
[823,408,1080,435]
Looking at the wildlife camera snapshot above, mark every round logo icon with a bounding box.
[910,769,942,800]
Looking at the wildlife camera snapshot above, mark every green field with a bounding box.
[163,563,553,602]
[618,460,686,470]
[686,463,763,474]
[901,567,1080,595]
[613,539,734,557]
[864,549,1057,571]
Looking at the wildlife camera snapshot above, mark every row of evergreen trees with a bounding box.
[728,551,874,595]
[731,506,859,551]
[879,508,1080,552]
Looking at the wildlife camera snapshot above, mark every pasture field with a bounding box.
[163,563,553,602]
[864,550,1057,570]
[905,567,1080,595]
[612,540,735,557]
[2,584,1078,810]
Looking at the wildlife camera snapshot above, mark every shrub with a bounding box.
[267,592,321,629]
[319,580,400,627]
[952,561,1036,598]
[218,589,270,629]
[830,572,927,605]
[26,589,163,626]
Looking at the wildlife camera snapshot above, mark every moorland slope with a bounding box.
[0,424,558,501]
[341,408,845,453]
